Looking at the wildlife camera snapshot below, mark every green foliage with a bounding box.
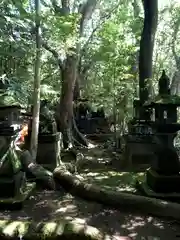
[43,13,80,50]
[0,0,180,130]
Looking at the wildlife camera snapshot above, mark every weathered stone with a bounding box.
[138,71,180,199]
[25,132,62,171]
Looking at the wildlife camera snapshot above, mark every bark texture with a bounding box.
[43,0,98,148]
[53,167,180,220]
[20,150,56,190]
[139,0,158,109]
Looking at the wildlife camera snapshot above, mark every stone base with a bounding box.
[25,133,62,171]
[0,171,27,198]
[0,182,36,210]
[123,141,155,168]
[136,180,180,202]
[146,168,180,193]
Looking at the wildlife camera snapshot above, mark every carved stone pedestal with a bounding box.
[123,140,155,169]
[25,132,62,171]
[146,168,180,193]
[137,168,180,202]
[122,129,156,169]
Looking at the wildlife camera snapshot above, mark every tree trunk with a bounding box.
[30,0,41,160]
[171,17,180,95]
[53,167,180,220]
[73,76,81,101]
[73,59,84,101]
[58,52,78,149]
[72,110,89,147]
[139,0,158,113]
[171,71,179,95]
[45,0,98,148]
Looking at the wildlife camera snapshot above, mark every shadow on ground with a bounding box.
[0,147,179,239]
[0,191,179,239]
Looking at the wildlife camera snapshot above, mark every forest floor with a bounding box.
[0,146,180,239]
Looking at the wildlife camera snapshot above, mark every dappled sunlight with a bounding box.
[88,143,97,149]
[85,156,95,161]
[0,147,175,239]
[159,200,169,206]
[73,146,148,195]
[2,0,180,238]
[0,219,105,239]
[79,169,145,192]
[0,191,178,239]
[3,220,29,236]
[86,209,179,239]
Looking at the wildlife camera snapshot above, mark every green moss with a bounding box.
[81,170,145,193]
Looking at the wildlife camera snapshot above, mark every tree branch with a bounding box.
[172,18,180,68]
[81,3,120,54]
[132,0,140,18]
[79,0,98,36]
[42,41,64,71]
[51,0,70,15]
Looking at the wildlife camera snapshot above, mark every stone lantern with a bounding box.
[138,70,180,198]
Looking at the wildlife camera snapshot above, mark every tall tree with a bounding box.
[139,0,158,115]
[30,0,41,160]
[43,0,98,147]
[171,9,180,95]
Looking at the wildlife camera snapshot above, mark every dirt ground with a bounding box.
[0,190,180,240]
[0,146,180,239]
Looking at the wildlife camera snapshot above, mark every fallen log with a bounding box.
[20,150,56,190]
[53,167,180,220]
[0,219,115,240]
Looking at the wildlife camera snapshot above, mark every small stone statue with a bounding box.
[158,70,170,95]
[39,100,57,134]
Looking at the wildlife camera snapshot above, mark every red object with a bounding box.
[20,135,24,142]
[17,124,28,144]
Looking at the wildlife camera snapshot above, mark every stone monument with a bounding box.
[25,100,62,171]
[137,70,180,199]
[122,99,156,169]
[0,105,35,208]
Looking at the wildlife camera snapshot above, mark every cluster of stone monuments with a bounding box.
[0,99,63,209]
[0,69,180,209]
[124,70,180,199]
[74,99,110,137]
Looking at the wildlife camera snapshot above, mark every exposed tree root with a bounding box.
[72,112,89,147]
[53,167,180,221]
[20,150,56,190]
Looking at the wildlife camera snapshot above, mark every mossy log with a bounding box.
[53,167,180,220]
[20,150,56,190]
[0,219,111,240]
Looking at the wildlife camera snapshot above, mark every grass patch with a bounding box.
[79,169,145,193]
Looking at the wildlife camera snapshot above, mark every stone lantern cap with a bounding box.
[144,94,180,108]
